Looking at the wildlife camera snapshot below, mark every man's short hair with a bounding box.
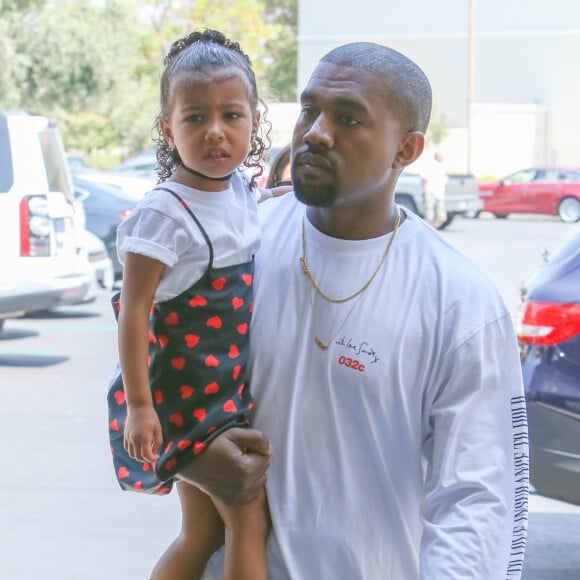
[321,42,432,133]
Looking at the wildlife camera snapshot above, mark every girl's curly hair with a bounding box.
[153,29,271,187]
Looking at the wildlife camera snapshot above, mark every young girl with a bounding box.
[107,29,280,580]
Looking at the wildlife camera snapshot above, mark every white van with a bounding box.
[0,111,92,332]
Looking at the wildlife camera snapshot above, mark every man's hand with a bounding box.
[177,428,273,504]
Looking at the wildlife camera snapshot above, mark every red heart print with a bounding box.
[109,419,119,432]
[238,384,244,397]
[165,312,179,325]
[158,335,169,347]
[242,273,253,286]
[172,357,185,370]
[205,355,219,367]
[184,334,199,348]
[223,399,237,413]
[232,297,244,309]
[158,486,171,494]
[249,303,253,313]
[154,390,163,404]
[205,382,219,394]
[148,330,157,343]
[189,295,207,307]
[134,481,143,491]
[194,442,206,455]
[178,440,192,450]
[207,426,217,434]
[117,466,129,479]
[248,402,254,410]
[180,385,194,399]
[164,442,173,454]
[212,278,226,291]
[228,345,240,358]
[232,365,241,380]
[193,409,206,421]
[142,463,150,472]
[114,390,125,405]
[169,413,184,427]
[237,323,248,335]
[207,316,222,329]
[164,458,177,472]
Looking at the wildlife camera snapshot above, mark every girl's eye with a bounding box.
[225,112,241,120]
[186,114,203,123]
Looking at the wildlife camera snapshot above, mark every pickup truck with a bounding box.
[394,172,483,230]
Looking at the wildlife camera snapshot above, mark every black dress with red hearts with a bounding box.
[107,188,254,495]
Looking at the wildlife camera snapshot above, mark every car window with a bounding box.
[563,171,580,182]
[506,169,537,183]
[39,124,74,202]
[0,117,14,193]
[540,169,562,182]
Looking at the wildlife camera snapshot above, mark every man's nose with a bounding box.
[304,113,334,149]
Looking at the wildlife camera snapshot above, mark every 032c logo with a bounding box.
[337,355,365,372]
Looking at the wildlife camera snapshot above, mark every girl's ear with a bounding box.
[159,119,175,149]
[393,132,425,169]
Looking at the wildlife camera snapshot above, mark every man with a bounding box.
[196,41,528,579]
[420,150,448,228]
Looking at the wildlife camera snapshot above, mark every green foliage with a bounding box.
[0,0,298,165]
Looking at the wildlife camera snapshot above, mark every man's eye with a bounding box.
[339,115,359,126]
[300,106,316,120]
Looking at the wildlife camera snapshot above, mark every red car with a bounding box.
[475,166,580,223]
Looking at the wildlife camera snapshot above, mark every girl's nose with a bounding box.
[205,119,225,142]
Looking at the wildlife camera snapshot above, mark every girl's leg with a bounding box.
[150,481,224,580]
[212,486,270,580]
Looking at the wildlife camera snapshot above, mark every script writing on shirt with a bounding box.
[335,336,380,365]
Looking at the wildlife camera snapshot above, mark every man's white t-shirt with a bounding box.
[203,194,528,579]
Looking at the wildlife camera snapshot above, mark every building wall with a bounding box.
[298,0,580,176]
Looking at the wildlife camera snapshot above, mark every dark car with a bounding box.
[517,225,580,505]
[73,178,135,280]
[476,167,580,223]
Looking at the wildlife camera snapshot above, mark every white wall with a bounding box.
[297,0,580,176]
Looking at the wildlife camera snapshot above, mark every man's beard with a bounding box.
[293,176,337,208]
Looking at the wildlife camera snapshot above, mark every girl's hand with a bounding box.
[257,184,293,203]
[123,404,163,463]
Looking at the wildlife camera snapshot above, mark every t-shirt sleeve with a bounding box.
[117,206,193,267]
[420,312,528,579]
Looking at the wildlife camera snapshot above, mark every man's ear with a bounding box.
[393,132,425,169]
[159,119,174,149]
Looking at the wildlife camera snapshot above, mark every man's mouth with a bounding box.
[296,152,332,171]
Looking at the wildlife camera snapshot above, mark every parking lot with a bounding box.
[1,214,579,579]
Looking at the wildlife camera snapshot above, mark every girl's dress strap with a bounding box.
[154,186,214,270]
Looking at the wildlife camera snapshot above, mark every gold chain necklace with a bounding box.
[312,291,365,351]
[299,205,401,304]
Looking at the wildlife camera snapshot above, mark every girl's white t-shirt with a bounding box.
[116,172,260,303]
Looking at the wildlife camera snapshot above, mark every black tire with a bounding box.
[493,213,509,219]
[557,196,580,223]
[437,214,454,230]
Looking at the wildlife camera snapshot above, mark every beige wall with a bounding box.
[297,0,580,176]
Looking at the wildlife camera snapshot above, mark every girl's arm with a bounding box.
[257,184,293,203]
[117,252,165,463]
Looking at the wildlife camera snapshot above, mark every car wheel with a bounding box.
[437,214,454,230]
[493,213,509,219]
[557,196,580,223]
